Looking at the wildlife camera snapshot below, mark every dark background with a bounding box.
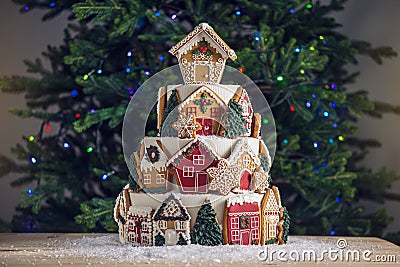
[0,0,399,232]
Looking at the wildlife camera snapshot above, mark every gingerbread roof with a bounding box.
[152,193,190,221]
[169,23,237,60]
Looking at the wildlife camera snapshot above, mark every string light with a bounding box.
[331,102,337,108]
[283,139,289,144]
[306,3,313,9]
[30,156,37,164]
[330,230,336,236]
[294,47,301,53]
[262,118,269,124]
[125,67,131,73]
[63,142,71,149]
[329,138,334,144]
[290,9,295,14]
[238,67,244,73]
[83,74,89,80]
[49,2,55,7]
[71,89,78,98]
[331,83,337,90]
[90,109,95,113]
[170,14,177,20]
[27,189,34,195]
[311,94,316,99]
[155,11,160,17]
[314,168,319,173]
[254,36,260,42]
[332,123,338,128]
[97,69,102,74]
[323,111,329,117]
[338,135,344,141]
[300,69,305,74]
[309,46,315,51]
[319,36,324,40]
[235,10,242,16]
[322,163,327,167]
[276,75,284,82]
[305,100,312,108]
[24,5,29,11]
[289,105,295,112]
[75,113,81,118]
[144,70,151,77]
[336,197,341,203]
[127,51,132,57]
[159,55,164,61]
[102,174,109,180]
[313,142,319,148]
[86,147,94,153]
[29,135,35,142]
[45,124,51,132]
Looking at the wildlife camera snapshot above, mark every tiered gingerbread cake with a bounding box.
[114,23,290,246]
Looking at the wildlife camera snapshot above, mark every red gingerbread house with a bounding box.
[167,138,219,193]
[223,194,262,245]
[125,206,153,246]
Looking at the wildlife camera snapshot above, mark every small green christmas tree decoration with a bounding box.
[223,99,248,138]
[281,207,290,243]
[177,233,188,245]
[160,89,179,136]
[191,199,223,246]
[154,233,165,246]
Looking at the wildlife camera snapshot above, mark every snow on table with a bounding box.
[0,233,398,266]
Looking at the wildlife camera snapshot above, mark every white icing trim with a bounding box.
[176,85,226,113]
[226,192,263,207]
[227,138,261,166]
[140,137,169,172]
[128,206,153,217]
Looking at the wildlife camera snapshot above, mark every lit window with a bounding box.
[210,107,221,118]
[230,217,239,229]
[251,216,259,229]
[174,221,187,230]
[158,220,167,229]
[143,174,151,184]
[183,166,194,177]
[251,229,259,240]
[242,155,251,167]
[186,107,197,116]
[193,155,205,166]
[156,173,165,184]
[231,230,239,242]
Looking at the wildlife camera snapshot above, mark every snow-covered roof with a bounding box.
[140,137,168,172]
[176,85,227,112]
[128,206,153,217]
[169,23,236,60]
[227,138,261,166]
[152,193,191,221]
[165,136,221,166]
[226,192,264,208]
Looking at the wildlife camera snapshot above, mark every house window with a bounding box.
[142,222,148,232]
[269,224,276,238]
[186,107,197,116]
[143,174,151,184]
[231,230,239,242]
[210,107,221,118]
[251,216,259,229]
[242,155,251,167]
[174,221,187,231]
[142,234,150,245]
[242,102,249,116]
[193,155,205,166]
[156,173,165,184]
[128,221,135,231]
[230,217,239,229]
[158,220,167,229]
[183,166,194,178]
[251,229,259,240]
[128,232,137,243]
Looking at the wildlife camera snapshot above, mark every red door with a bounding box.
[196,172,208,193]
[240,170,251,190]
[240,230,250,245]
[196,118,213,136]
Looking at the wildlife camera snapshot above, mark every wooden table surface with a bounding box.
[0,233,399,266]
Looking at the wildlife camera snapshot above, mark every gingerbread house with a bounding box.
[260,186,284,244]
[166,138,219,193]
[125,206,153,246]
[169,23,236,84]
[134,137,170,193]
[152,194,191,246]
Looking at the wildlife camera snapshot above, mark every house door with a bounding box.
[196,118,213,136]
[194,65,210,82]
[240,169,251,190]
[165,229,177,246]
[239,230,251,245]
[196,172,208,193]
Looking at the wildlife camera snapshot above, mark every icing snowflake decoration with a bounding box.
[207,159,240,195]
[172,113,202,138]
